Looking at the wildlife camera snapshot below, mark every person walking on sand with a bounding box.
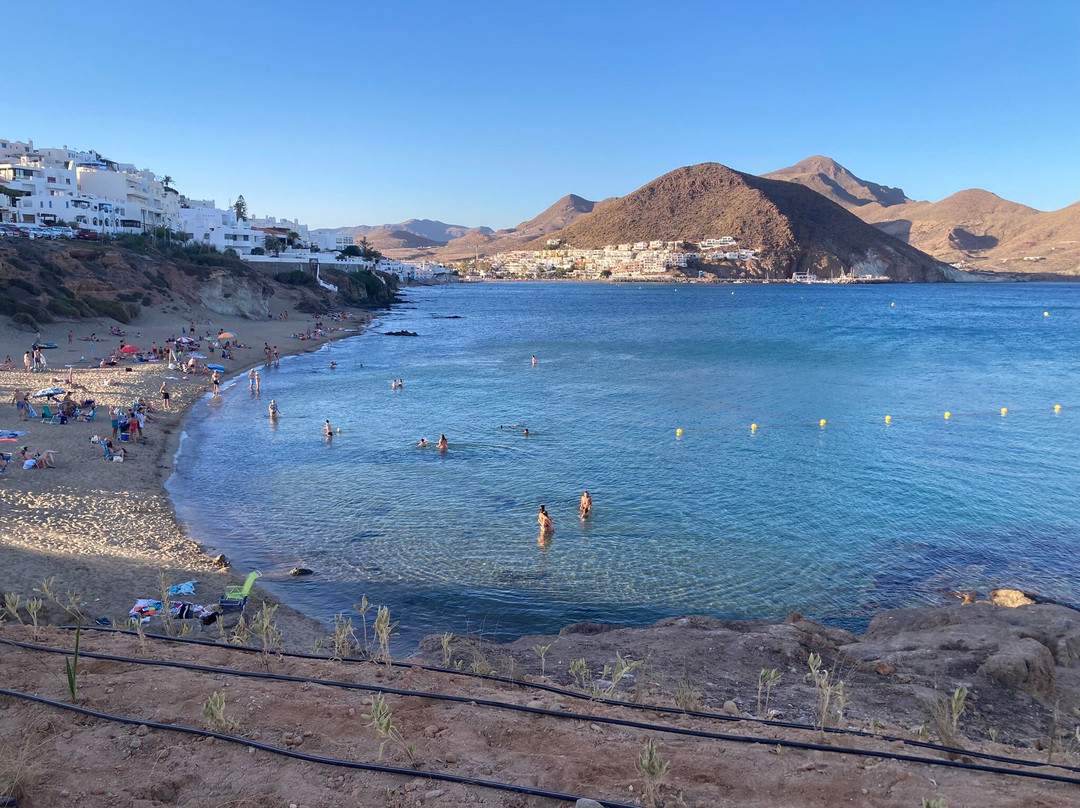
[254,371,261,393]
[12,389,28,421]
[579,491,592,519]
[159,380,171,410]
[538,505,554,535]
[23,351,31,372]
[248,369,256,391]
[68,330,73,344]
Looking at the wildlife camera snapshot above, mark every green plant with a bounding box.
[532,644,551,676]
[757,668,782,718]
[229,613,251,646]
[202,691,238,733]
[363,693,416,763]
[251,602,282,658]
[988,727,998,743]
[3,593,23,625]
[373,605,396,664]
[806,652,848,730]
[635,739,669,807]
[569,658,590,690]
[64,622,82,703]
[675,679,702,712]
[921,799,948,808]
[353,596,372,657]
[331,613,358,661]
[440,633,453,668]
[25,598,43,640]
[929,687,967,753]
[606,651,643,696]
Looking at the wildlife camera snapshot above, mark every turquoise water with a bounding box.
[169,282,1080,646]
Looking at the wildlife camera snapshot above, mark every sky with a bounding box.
[5,1,1078,229]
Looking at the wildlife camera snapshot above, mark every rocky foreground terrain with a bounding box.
[1,597,1077,807]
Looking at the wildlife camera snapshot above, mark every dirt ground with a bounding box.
[0,625,1077,808]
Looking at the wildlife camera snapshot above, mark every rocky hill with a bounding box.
[0,237,398,329]
[321,218,493,246]
[766,157,1080,274]
[537,162,954,281]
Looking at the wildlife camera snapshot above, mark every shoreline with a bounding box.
[0,302,388,648]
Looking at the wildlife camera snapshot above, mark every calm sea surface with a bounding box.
[168,282,1080,647]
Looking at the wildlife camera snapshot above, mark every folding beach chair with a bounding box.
[224,571,261,601]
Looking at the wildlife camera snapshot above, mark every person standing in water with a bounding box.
[531,355,537,367]
[248,369,256,391]
[254,371,261,393]
[324,419,334,438]
[436,434,448,452]
[211,371,221,396]
[579,491,592,519]
[537,505,554,535]
[269,399,279,419]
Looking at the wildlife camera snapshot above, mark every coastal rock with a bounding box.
[576,800,605,808]
[384,330,419,337]
[989,588,1035,607]
[289,567,314,577]
[558,621,622,637]
[210,554,230,568]
[977,638,1056,700]
[722,700,740,716]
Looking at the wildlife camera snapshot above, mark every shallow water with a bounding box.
[169,282,1080,646]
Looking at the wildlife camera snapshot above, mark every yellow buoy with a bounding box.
[1001,407,1008,416]
[884,415,892,424]
[750,423,757,431]
[944,411,951,420]
[676,428,683,437]
[1044,311,1049,317]
[890,302,895,307]
[1054,404,1062,413]
[819,419,827,427]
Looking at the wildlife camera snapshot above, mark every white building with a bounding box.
[308,229,358,252]
[177,201,262,255]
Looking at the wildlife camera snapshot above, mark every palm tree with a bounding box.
[162,175,174,189]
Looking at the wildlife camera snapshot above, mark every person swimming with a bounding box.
[522,428,530,437]
[436,434,448,451]
[537,504,554,535]
[417,438,428,447]
[579,490,592,519]
[330,361,337,369]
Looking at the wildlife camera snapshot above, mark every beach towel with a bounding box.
[0,430,29,442]
[25,404,37,419]
[130,599,164,620]
[168,580,197,596]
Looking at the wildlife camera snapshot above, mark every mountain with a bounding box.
[764,156,911,209]
[766,158,1080,274]
[357,229,445,252]
[540,162,953,281]
[433,193,606,260]
[320,219,494,246]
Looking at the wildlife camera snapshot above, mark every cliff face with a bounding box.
[542,163,954,281]
[0,238,396,329]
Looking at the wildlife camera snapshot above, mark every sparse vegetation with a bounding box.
[373,605,396,664]
[532,643,551,676]
[251,602,282,659]
[928,686,967,754]
[635,739,669,807]
[202,691,238,733]
[806,652,848,730]
[363,693,417,763]
[331,612,358,660]
[675,679,703,712]
[757,668,782,718]
[440,632,453,667]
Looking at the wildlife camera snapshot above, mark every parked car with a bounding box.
[76,230,102,241]
[45,226,75,238]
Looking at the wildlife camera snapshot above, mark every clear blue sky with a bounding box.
[7,1,1078,228]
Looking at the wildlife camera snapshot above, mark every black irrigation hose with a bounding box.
[59,623,1080,774]
[0,688,638,808]
[20,636,1080,786]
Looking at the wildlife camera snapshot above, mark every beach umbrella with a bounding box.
[176,337,195,345]
[119,345,140,354]
[206,363,225,372]
[218,332,235,340]
[33,387,65,399]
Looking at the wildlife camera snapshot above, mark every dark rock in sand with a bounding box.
[210,554,229,568]
[558,621,623,636]
[290,567,314,577]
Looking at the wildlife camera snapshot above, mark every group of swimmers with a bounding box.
[537,491,591,538]
[417,434,448,451]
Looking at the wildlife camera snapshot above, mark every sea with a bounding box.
[168,281,1080,648]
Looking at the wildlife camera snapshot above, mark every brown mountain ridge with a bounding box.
[534,163,953,281]
[766,157,1080,274]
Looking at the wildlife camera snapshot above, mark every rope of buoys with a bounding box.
[669,404,1069,436]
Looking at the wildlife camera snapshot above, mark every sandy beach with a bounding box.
[0,302,374,645]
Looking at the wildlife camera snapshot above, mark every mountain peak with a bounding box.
[764,157,911,209]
